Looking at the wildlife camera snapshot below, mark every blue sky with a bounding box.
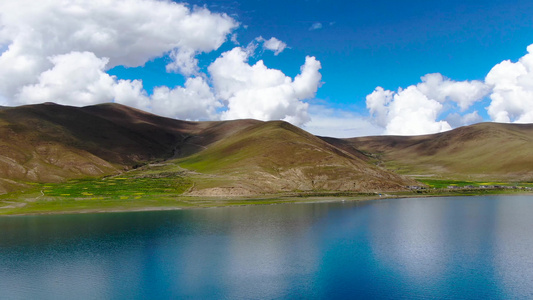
[113,0,533,100]
[2,0,533,136]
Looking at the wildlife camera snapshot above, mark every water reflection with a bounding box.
[365,197,505,298]
[491,196,533,299]
[1,196,533,299]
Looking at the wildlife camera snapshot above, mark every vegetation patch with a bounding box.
[0,167,194,215]
[38,175,191,199]
[417,178,533,189]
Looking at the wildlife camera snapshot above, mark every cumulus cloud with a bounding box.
[151,77,220,120]
[485,44,533,123]
[366,87,394,129]
[417,73,490,111]
[208,47,321,125]
[15,51,218,121]
[0,0,323,125]
[112,78,151,110]
[366,44,533,135]
[0,0,237,105]
[166,48,200,76]
[256,37,287,56]
[366,74,489,135]
[16,51,152,109]
[367,86,452,135]
[18,52,116,106]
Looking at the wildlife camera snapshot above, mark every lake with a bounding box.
[1,195,533,299]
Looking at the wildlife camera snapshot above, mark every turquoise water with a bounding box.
[1,195,533,299]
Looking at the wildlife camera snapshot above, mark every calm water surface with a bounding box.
[1,195,533,299]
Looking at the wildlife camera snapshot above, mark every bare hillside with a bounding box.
[0,103,414,195]
[179,121,417,195]
[332,123,533,181]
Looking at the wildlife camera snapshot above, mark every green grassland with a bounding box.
[0,168,531,215]
[0,161,377,215]
[0,164,193,215]
[417,178,533,189]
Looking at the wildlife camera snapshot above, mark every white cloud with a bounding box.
[304,106,383,138]
[16,51,216,120]
[112,78,150,111]
[366,74,489,135]
[365,44,533,135]
[151,77,220,120]
[0,0,326,126]
[293,57,323,99]
[445,111,483,128]
[485,44,533,123]
[166,48,199,76]
[417,73,489,111]
[309,23,323,31]
[375,86,452,135]
[0,0,238,103]
[366,87,394,128]
[17,51,116,106]
[231,34,239,45]
[208,47,321,126]
[256,37,287,56]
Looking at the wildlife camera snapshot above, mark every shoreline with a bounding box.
[2,190,532,217]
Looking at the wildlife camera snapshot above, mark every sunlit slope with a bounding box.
[341,123,533,180]
[179,121,416,195]
[0,102,416,196]
[0,102,271,194]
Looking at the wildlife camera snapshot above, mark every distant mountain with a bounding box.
[0,103,415,195]
[327,123,533,181]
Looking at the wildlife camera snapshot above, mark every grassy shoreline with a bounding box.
[1,187,531,216]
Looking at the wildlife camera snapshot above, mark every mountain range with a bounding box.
[0,102,531,196]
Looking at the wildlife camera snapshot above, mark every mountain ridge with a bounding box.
[0,102,531,195]
[178,120,415,195]
[334,122,533,181]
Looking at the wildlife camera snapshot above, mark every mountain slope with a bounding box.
[0,102,414,195]
[7,102,529,197]
[178,121,416,195]
[334,123,533,181]
[0,103,260,193]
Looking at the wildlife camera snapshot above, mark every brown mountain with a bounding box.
[0,102,415,195]
[177,120,415,195]
[325,122,533,181]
